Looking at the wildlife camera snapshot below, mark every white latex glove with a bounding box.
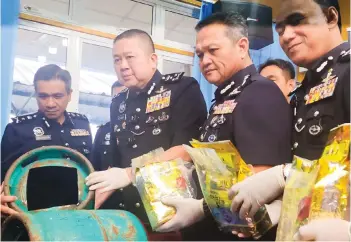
[85,168,131,193]
[231,199,282,238]
[229,165,285,219]
[156,198,205,232]
[294,218,351,241]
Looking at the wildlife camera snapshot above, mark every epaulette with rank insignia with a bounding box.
[67,112,88,120]
[337,49,350,63]
[161,72,185,83]
[112,87,128,100]
[11,112,38,124]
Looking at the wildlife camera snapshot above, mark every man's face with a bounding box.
[113,37,157,89]
[35,79,71,120]
[112,86,126,97]
[260,65,295,101]
[196,24,246,86]
[276,0,331,67]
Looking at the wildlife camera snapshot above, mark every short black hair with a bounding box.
[259,59,296,80]
[111,81,123,95]
[314,0,342,32]
[195,12,248,39]
[33,64,71,92]
[113,29,155,53]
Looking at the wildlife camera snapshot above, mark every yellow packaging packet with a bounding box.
[185,140,273,239]
[276,123,350,241]
[310,123,350,220]
[132,148,196,230]
[276,156,319,241]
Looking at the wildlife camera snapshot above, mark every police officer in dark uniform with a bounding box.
[226,0,350,240]
[85,29,207,240]
[91,81,126,171]
[156,12,292,241]
[1,64,92,181]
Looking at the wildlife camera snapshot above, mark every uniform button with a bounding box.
[65,143,69,146]
[82,142,86,145]
[135,203,140,208]
[119,203,124,208]
[133,144,138,149]
[304,95,309,101]
[293,142,298,149]
[61,130,64,133]
[120,188,123,192]
[314,111,320,117]
[103,151,107,155]
[297,118,302,124]
[135,125,140,130]
[136,108,141,112]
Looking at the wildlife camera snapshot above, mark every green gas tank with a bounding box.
[1,146,147,241]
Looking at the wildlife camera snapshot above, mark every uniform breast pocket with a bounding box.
[305,104,335,146]
[145,110,171,137]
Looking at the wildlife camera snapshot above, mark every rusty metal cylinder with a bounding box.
[1,209,147,241]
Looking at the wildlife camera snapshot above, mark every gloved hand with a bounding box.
[231,199,282,238]
[85,168,132,193]
[1,182,18,216]
[229,165,285,219]
[294,218,350,241]
[156,198,205,232]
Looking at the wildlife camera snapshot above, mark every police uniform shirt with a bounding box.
[291,42,350,160]
[91,122,111,171]
[107,70,207,224]
[199,64,292,166]
[1,111,92,180]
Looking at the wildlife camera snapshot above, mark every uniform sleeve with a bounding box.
[170,79,208,146]
[342,67,350,122]
[1,123,21,181]
[234,81,293,166]
[91,127,103,171]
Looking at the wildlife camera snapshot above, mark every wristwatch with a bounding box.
[283,163,292,181]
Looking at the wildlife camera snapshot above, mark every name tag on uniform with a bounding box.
[36,135,52,141]
[146,90,171,113]
[213,100,237,115]
[70,129,90,136]
[306,77,338,105]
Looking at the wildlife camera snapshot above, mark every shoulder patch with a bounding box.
[68,112,88,120]
[161,72,185,83]
[11,112,38,124]
[338,49,350,63]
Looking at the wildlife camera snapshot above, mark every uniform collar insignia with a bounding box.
[215,65,256,101]
[310,42,350,75]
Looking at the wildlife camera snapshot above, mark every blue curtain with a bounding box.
[1,0,20,137]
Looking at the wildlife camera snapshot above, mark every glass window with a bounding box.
[21,0,70,16]
[163,59,192,76]
[165,11,198,46]
[72,0,153,34]
[78,43,116,128]
[12,28,67,117]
